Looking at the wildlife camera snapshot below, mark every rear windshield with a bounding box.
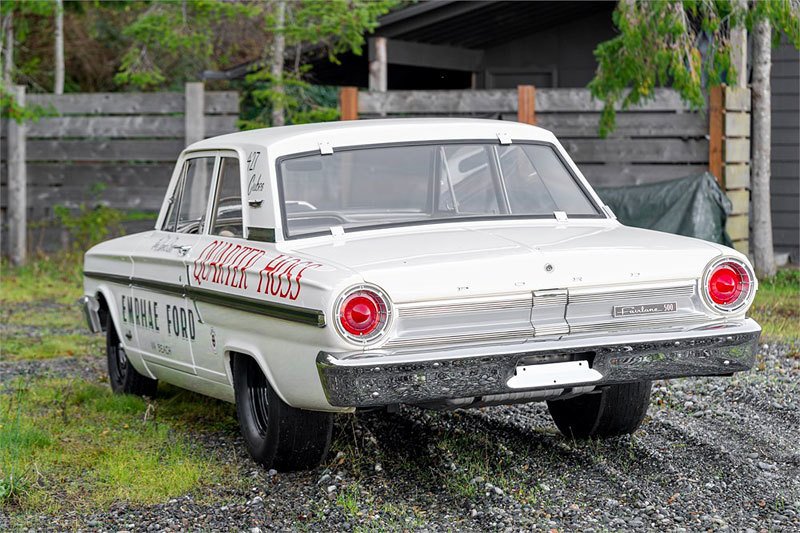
[278,142,601,238]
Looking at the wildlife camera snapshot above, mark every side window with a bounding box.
[163,156,216,233]
[211,157,243,237]
[161,171,184,233]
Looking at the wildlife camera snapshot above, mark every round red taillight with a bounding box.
[336,288,390,341]
[708,265,744,305]
[340,293,379,335]
[704,259,753,311]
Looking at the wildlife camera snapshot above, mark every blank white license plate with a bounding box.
[506,360,603,389]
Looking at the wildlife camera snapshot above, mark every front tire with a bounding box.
[547,381,652,438]
[233,355,333,471]
[106,316,158,397]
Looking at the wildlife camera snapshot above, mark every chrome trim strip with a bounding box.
[384,328,534,349]
[83,270,326,328]
[568,283,695,304]
[317,319,761,407]
[397,293,532,318]
[569,315,704,334]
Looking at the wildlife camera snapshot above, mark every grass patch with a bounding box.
[0,378,236,514]
[0,254,83,305]
[751,269,800,341]
[1,333,103,362]
[330,482,426,531]
[433,429,542,505]
[1,254,103,362]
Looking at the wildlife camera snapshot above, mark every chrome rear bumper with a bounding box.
[316,319,761,408]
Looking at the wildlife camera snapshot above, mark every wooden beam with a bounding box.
[517,85,536,125]
[8,85,27,265]
[360,89,517,114]
[339,87,359,120]
[374,38,483,72]
[185,82,205,146]
[26,91,239,115]
[708,85,724,185]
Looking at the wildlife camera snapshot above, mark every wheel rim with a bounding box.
[246,362,270,437]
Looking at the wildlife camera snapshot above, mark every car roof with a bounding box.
[186,118,557,153]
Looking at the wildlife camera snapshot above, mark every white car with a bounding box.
[80,118,761,471]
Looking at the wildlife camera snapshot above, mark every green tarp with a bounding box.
[595,172,734,247]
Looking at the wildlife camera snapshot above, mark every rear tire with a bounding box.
[233,355,333,471]
[106,315,158,397]
[547,381,652,438]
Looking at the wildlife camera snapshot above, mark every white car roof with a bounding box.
[186,118,558,154]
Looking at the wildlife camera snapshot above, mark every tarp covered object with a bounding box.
[595,172,733,247]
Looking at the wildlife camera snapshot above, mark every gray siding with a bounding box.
[771,43,800,261]
[480,13,615,88]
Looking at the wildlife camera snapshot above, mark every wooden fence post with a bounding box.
[8,85,27,266]
[723,86,752,255]
[708,86,724,184]
[368,37,388,93]
[517,85,536,125]
[340,87,359,120]
[185,82,205,146]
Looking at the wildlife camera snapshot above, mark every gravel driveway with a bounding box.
[3,342,799,532]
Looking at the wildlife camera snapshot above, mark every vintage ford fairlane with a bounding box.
[80,119,761,471]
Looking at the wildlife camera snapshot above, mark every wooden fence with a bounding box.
[1,83,239,262]
[339,85,750,254]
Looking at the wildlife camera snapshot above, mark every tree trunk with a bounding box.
[54,0,65,94]
[270,0,286,127]
[0,13,11,261]
[3,12,12,86]
[750,18,776,278]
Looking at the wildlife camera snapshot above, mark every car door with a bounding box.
[130,153,218,375]
[182,153,250,384]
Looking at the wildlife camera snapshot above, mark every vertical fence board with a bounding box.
[517,85,536,125]
[340,87,359,120]
[8,86,28,265]
[708,86,724,185]
[185,82,205,147]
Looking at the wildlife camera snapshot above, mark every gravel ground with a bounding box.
[2,342,799,532]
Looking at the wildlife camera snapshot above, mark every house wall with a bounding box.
[771,42,799,262]
[479,13,615,88]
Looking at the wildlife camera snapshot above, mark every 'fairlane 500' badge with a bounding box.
[613,302,677,318]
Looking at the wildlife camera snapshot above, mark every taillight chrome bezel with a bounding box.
[334,284,393,345]
[701,257,756,314]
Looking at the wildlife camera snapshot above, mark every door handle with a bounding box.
[124,331,133,340]
[172,244,192,256]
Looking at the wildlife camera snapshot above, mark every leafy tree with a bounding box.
[589,0,800,278]
[244,0,396,128]
[1,0,54,120]
[114,0,258,90]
